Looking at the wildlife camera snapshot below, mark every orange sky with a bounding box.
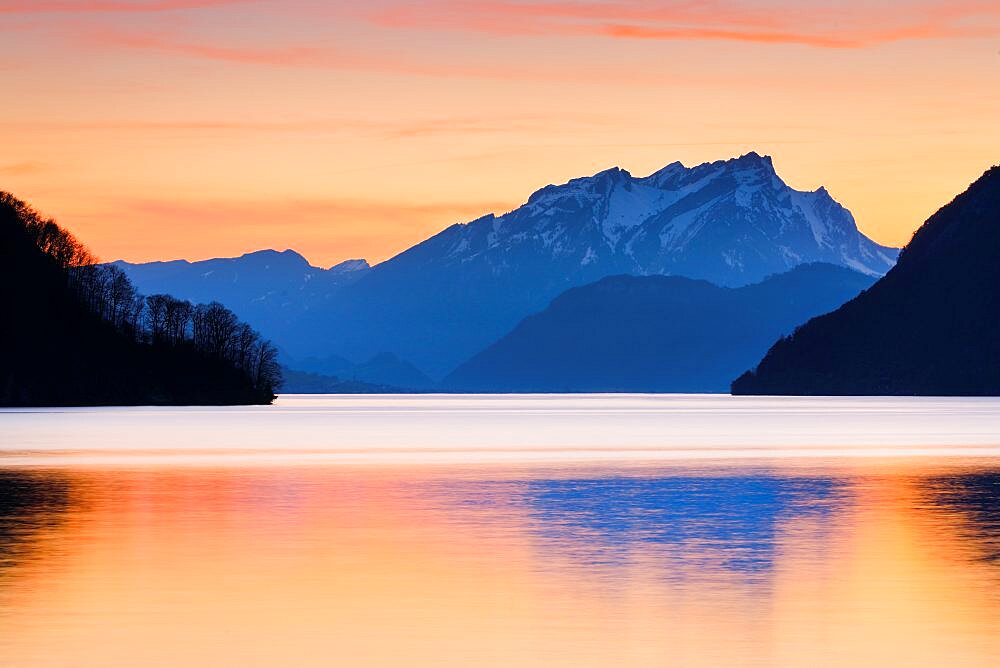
[1,0,998,267]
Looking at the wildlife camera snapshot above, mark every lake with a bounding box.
[2,394,1000,666]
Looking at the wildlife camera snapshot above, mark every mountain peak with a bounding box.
[239,248,311,267]
[718,152,786,193]
[742,150,768,160]
[725,151,776,174]
[594,166,631,180]
[526,166,631,204]
[329,258,370,273]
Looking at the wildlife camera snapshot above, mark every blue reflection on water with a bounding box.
[447,473,848,579]
[524,476,844,573]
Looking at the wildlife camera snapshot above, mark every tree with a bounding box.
[251,339,282,393]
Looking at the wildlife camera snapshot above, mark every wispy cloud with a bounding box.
[596,22,993,48]
[71,28,494,76]
[65,26,695,82]
[86,30,349,66]
[368,0,1000,48]
[0,0,252,13]
[0,160,46,175]
[0,115,607,139]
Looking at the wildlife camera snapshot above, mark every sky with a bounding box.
[1,0,998,267]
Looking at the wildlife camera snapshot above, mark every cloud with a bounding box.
[0,161,46,175]
[72,28,495,76]
[86,30,349,67]
[0,0,251,12]
[370,1,782,33]
[368,0,1000,48]
[64,26,692,82]
[596,23,988,49]
[0,115,607,139]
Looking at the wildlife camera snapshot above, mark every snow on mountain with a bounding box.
[330,258,370,274]
[436,152,895,287]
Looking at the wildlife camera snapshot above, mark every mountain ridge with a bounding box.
[444,262,876,393]
[113,249,371,356]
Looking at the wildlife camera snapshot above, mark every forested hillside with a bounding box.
[0,192,280,406]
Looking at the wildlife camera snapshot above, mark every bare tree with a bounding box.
[105,266,137,330]
[250,339,282,392]
[146,294,170,342]
[192,302,239,358]
[163,296,192,345]
[233,323,260,371]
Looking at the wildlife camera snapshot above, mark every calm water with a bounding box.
[2,395,1000,666]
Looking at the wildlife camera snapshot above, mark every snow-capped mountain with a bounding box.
[435,151,895,287]
[290,153,897,376]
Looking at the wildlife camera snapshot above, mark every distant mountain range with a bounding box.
[279,367,416,394]
[114,250,369,354]
[733,165,1000,395]
[287,351,434,389]
[445,263,876,392]
[115,153,898,379]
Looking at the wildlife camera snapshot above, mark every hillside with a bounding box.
[733,166,1000,395]
[0,192,280,406]
[445,263,875,393]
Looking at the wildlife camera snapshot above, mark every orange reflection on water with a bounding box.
[1,463,1000,667]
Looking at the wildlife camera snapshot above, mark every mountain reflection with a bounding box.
[454,474,848,578]
[0,470,70,576]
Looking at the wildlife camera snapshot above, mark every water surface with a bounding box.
[2,395,1000,666]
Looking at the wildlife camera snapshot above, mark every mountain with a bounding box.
[115,153,897,377]
[279,367,414,394]
[113,250,370,349]
[0,192,279,406]
[296,153,896,377]
[288,351,435,389]
[732,166,1000,396]
[443,263,875,392]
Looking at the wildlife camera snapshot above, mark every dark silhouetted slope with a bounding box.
[733,166,1000,395]
[0,192,279,406]
[444,263,875,392]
